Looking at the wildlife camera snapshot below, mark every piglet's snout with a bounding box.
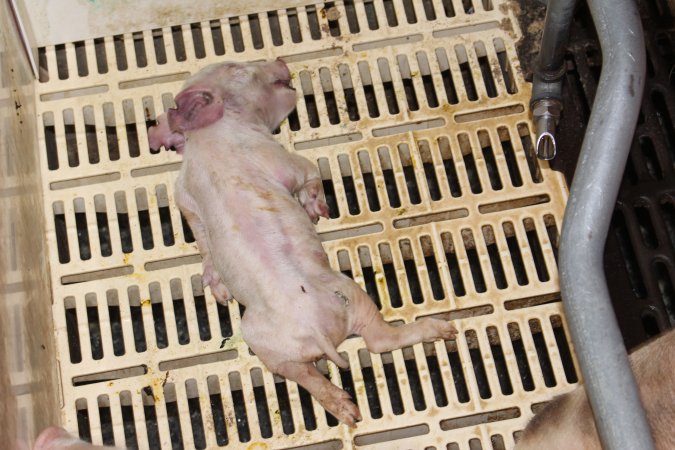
[272,58,290,77]
[270,59,293,88]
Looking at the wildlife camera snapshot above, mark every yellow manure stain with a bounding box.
[258,206,280,213]
[247,443,270,450]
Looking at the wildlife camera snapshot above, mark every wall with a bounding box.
[0,1,60,447]
[19,0,311,47]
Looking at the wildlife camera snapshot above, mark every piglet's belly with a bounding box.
[205,202,329,304]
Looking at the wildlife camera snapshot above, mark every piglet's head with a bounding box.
[168,60,297,133]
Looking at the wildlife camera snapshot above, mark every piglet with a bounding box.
[515,329,675,450]
[148,60,457,426]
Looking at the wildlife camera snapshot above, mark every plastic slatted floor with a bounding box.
[35,1,578,448]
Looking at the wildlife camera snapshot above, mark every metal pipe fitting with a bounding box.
[532,98,562,160]
[559,0,653,448]
[530,0,578,160]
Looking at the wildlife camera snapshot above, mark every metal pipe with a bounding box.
[536,0,577,75]
[559,0,653,448]
[531,0,578,160]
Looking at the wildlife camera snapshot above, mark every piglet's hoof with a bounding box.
[320,386,363,428]
[297,178,330,223]
[202,267,233,305]
[303,196,330,224]
[208,281,233,305]
[419,318,458,342]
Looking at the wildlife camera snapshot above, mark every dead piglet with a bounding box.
[516,329,675,450]
[148,60,457,426]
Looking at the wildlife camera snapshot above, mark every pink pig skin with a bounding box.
[147,112,185,154]
[149,60,457,426]
[34,427,121,450]
[515,329,675,450]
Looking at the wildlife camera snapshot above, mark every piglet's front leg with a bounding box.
[175,189,232,305]
[297,177,330,223]
[289,154,330,223]
[201,258,233,305]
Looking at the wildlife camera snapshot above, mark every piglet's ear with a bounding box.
[168,87,224,132]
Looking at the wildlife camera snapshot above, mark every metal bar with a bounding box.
[536,0,577,76]
[530,0,578,160]
[558,0,653,448]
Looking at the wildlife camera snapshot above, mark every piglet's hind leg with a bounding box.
[361,314,458,354]
[276,361,362,427]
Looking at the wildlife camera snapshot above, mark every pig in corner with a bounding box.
[515,329,675,450]
[148,59,458,426]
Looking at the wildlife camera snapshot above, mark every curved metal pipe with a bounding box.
[559,0,653,449]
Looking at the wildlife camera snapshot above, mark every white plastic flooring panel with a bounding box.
[35,1,579,449]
